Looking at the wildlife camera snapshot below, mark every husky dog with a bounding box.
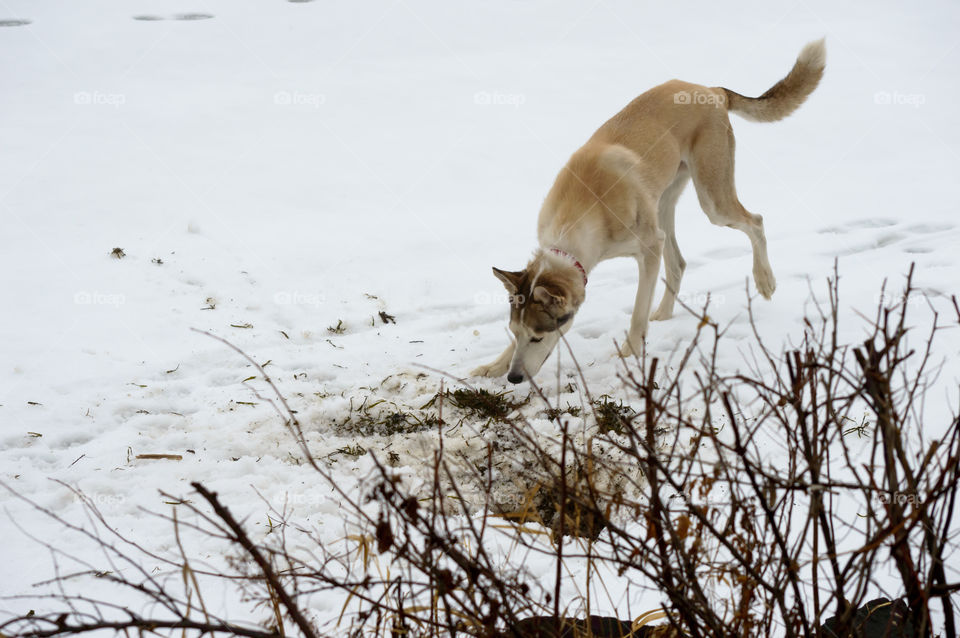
[473,39,826,384]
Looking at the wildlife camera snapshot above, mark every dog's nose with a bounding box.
[507,373,524,384]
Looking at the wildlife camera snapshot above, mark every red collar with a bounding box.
[550,248,587,286]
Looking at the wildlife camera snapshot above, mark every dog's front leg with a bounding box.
[471,342,515,378]
[619,245,662,357]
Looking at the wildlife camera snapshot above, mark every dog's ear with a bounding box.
[492,267,524,294]
[532,285,566,308]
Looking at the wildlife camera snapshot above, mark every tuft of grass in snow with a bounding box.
[334,396,442,438]
[441,388,528,421]
[590,396,635,435]
[542,404,582,422]
[334,444,366,458]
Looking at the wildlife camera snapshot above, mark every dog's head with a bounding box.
[492,263,584,384]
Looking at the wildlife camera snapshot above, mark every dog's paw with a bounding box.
[617,339,640,358]
[470,361,508,378]
[650,306,673,321]
[754,267,777,300]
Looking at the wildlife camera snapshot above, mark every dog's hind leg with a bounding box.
[651,165,691,320]
[688,122,776,299]
[471,342,515,378]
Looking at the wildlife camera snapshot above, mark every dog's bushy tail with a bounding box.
[723,38,826,123]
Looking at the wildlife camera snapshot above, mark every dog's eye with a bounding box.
[530,337,543,343]
[556,313,572,327]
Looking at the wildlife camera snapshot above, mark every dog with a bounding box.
[472,39,826,384]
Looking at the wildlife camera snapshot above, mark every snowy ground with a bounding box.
[2,0,959,633]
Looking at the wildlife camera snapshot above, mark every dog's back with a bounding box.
[587,38,827,191]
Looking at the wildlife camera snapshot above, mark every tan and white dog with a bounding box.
[473,39,826,384]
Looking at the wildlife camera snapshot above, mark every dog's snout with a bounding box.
[507,372,524,384]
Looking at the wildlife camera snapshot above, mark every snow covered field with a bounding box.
[2,0,959,633]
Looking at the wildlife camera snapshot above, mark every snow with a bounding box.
[2,0,959,633]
